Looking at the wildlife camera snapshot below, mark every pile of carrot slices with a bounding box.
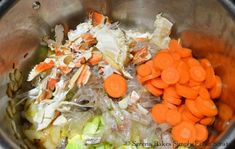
[137,39,223,144]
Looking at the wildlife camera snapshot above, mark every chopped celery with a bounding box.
[83,116,101,135]
[65,135,87,149]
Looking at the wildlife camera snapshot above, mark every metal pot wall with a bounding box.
[0,0,235,148]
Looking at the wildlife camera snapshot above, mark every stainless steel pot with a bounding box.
[0,0,235,148]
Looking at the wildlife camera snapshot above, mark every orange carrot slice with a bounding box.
[176,84,198,99]
[192,86,201,92]
[195,96,218,117]
[189,65,206,82]
[199,86,210,100]
[164,87,181,99]
[146,60,162,75]
[177,48,192,58]
[188,80,202,87]
[153,52,174,70]
[172,121,196,144]
[104,74,127,98]
[170,52,181,61]
[141,73,160,83]
[218,102,233,121]
[177,61,190,84]
[195,124,208,143]
[161,67,180,84]
[200,58,212,68]
[200,59,216,89]
[210,75,222,99]
[178,105,185,113]
[163,94,182,105]
[151,104,168,123]
[187,58,201,67]
[200,117,215,125]
[185,99,204,118]
[150,78,169,89]
[169,39,182,51]
[163,100,178,110]
[183,107,201,123]
[145,81,163,96]
[166,109,182,126]
[136,63,152,77]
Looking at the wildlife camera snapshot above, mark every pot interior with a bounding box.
[0,0,235,148]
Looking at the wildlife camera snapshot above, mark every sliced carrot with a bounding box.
[172,121,196,144]
[163,93,182,105]
[164,87,181,99]
[169,39,182,51]
[150,78,169,89]
[178,105,185,113]
[205,74,216,89]
[141,73,160,83]
[183,107,201,123]
[153,52,174,70]
[166,109,182,126]
[145,81,163,96]
[88,52,103,65]
[104,74,127,98]
[189,65,206,82]
[195,124,208,143]
[192,86,201,92]
[47,78,57,90]
[36,60,54,72]
[163,100,178,110]
[187,58,201,67]
[199,86,210,100]
[136,63,152,77]
[161,67,180,84]
[176,84,198,99]
[200,59,212,68]
[218,102,233,121]
[210,75,222,99]
[177,61,190,84]
[188,80,202,87]
[177,48,192,58]
[170,52,181,61]
[185,99,204,118]
[200,59,216,89]
[200,117,215,125]
[163,95,182,105]
[195,96,218,117]
[146,60,161,75]
[151,104,168,123]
